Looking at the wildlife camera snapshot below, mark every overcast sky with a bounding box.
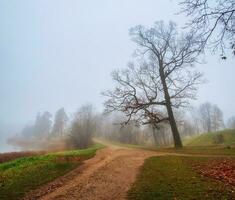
[0,0,234,128]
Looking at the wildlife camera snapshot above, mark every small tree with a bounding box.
[199,102,224,132]
[69,104,96,148]
[227,116,235,129]
[213,133,224,144]
[21,125,35,138]
[103,21,202,148]
[199,102,213,132]
[118,122,140,144]
[211,104,224,131]
[52,108,68,136]
[34,111,52,136]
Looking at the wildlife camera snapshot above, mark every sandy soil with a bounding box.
[23,142,161,200]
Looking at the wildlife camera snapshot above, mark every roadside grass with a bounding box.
[0,151,45,164]
[155,146,235,156]
[128,156,234,200]
[113,141,235,156]
[109,130,235,156]
[0,144,104,200]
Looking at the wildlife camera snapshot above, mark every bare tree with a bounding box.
[180,119,196,137]
[52,108,68,136]
[227,116,235,129]
[199,102,224,132]
[69,104,96,148]
[118,122,140,144]
[103,21,202,148]
[211,104,224,131]
[189,106,202,134]
[199,102,213,132]
[180,0,235,57]
[34,111,52,137]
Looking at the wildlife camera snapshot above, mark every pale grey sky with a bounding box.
[0,0,234,128]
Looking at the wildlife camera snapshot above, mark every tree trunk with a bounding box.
[161,129,167,146]
[159,66,183,148]
[208,119,211,133]
[152,127,159,146]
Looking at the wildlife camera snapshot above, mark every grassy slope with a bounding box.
[185,129,235,146]
[113,142,235,155]
[157,145,235,155]
[0,151,45,164]
[128,156,234,200]
[113,130,235,155]
[0,144,104,200]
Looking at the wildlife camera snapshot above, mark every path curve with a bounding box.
[22,142,232,200]
[23,143,161,200]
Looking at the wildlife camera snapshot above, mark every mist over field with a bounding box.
[0,0,235,152]
[1,1,235,200]
[0,122,21,152]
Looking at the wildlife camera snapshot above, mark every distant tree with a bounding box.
[52,108,68,136]
[211,104,224,131]
[189,106,202,134]
[103,21,202,148]
[199,102,213,132]
[180,119,196,137]
[8,111,52,150]
[69,104,96,148]
[21,125,35,138]
[180,0,235,58]
[34,111,52,136]
[118,122,139,144]
[227,116,235,129]
[151,123,172,146]
[20,112,52,138]
[199,102,224,132]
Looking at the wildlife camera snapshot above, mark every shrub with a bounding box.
[213,134,224,144]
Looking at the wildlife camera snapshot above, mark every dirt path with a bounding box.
[22,142,232,200]
[23,143,161,200]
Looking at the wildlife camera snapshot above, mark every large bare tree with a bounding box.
[103,21,202,148]
[180,0,235,57]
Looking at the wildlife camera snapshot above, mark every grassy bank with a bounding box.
[155,146,235,156]
[113,141,235,156]
[185,129,235,146]
[110,129,235,155]
[128,156,234,200]
[0,151,46,164]
[0,144,104,200]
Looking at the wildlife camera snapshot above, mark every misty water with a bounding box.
[0,124,21,153]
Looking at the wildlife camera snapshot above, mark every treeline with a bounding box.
[8,102,235,151]
[100,102,235,147]
[8,105,97,150]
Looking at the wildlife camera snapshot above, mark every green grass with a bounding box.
[110,130,235,156]
[185,129,235,146]
[155,145,235,155]
[0,144,104,200]
[112,141,235,156]
[128,156,234,200]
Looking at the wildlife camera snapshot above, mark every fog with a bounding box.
[0,0,235,152]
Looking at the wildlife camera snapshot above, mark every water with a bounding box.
[0,123,21,153]
[0,137,19,153]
